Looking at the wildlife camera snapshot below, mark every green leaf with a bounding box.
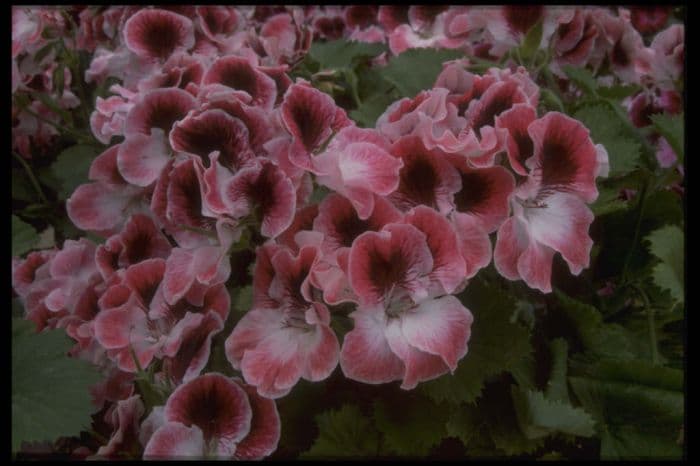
[12,215,38,257]
[519,20,543,61]
[552,290,637,360]
[380,48,464,98]
[35,226,56,250]
[650,113,684,162]
[420,280,532,404]
[562,66,598,95]
[645,225,684,304]
[545,338,569,403]
[350,92,395,128]
[590,185,628,216]
[12,318,102,452]
[511,387,596,439]
[373,394,447,456]
[597,84,641,100]
[574,104,641,175]
[50,144,99,198]
[569,360,683,459]
[309,39,387,70]
[12,168,37,203]
[302,405,380,458]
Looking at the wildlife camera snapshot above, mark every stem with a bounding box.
[633,284,659,365]
[621,180,648,282]
[13,151,49,204]
[21,106,95,145]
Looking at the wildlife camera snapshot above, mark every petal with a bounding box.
[203,56,277,110]
[527,112,599,202]
[340,305,405,384]
[143,422,205,460]
[117,130,170,187]
[234,384,281,460]
[348,225,433,305]
[165,373,253,445]
[399,296,473,371]
[124,9,195,60]
[384,317,450,390]
[523,192,594,276]
[124,87,196,137]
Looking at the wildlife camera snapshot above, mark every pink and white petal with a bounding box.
[340,305,405,384]
[404,206,467,294]
[452,213,493,279]
[234,384,281,460]
[493,215,529,281]
[335,142,403,195]
[524,192,594,276]
[67,182,141,233]
[239,328,305,399]
[517,239,556,294]
[117,130,170,187]
[162,248,196,305]
[143,422,205,460]
[400,296,473,371]
[225,307,283,369]
[301,324,340,382]
[384,318,451,390]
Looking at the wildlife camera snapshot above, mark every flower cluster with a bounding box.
[11,5,681,460]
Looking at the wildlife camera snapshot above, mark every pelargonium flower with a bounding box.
[68,145,153,236]
[225,243,339,398]
[494,112,604,293]
[95,214,172,280]
[279,80,351,172]
[314,126,403,220]
[93,258,229,373]
[222,159,297,238]
[143,374,280,459]
[94,395,144,459]
[387,135,461,215]
[123,8,195,61]
[341,219,473,389]
[203,55,278,111]
[307,193,402,305]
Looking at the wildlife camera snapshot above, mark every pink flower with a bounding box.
[494,112,600,293]
[143,374,280,459]
[94,395,144,459]
[314,126,403,219]
[123,8,195,60]
[95,214,172,280]
[341,221,473,388]
[280,81,351,172]
[68,146,153,236]
[387,136,461,215]
[203,55,278,111]
[222,159,297,238]
[225,243,339,398]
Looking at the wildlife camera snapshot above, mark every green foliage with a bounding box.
[650,113,684,162]
[574,104,641,175]
[511,388,596,439]
[380,48,464,98]
[309,39,387,71]
[552,290,637,361]
[420,280,532,404]
[373,394,448,456]
[645,225,684,304]
[12,215,38,257]
[12,319,102,452]
[518,20,543,62]
[569,360,683,459]
[50,144,99,199]
[302,405,381,458]
[562,66,597,95]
